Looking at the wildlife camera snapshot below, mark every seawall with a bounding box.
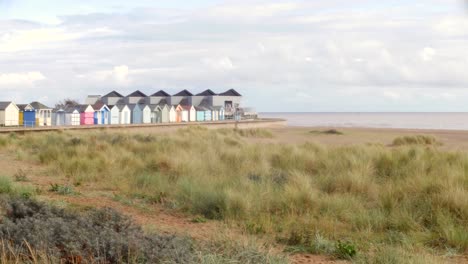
[0,118,286,134]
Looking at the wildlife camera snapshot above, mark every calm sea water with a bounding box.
[259,112,468,130]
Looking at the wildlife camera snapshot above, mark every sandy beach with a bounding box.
[243,126,468,151]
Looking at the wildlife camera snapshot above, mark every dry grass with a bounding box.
[3,127,468,262]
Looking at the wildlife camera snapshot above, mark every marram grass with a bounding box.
[5,127,468,262]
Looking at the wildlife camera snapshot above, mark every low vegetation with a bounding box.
[310,129,344,135]
[1,127,467,262]
[392,135,441,146]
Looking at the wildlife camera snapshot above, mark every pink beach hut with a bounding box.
[79,104,94,125]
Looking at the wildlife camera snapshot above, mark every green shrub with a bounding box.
[0,176,13,194]
[335,240,357,259]
[392,135,440,146]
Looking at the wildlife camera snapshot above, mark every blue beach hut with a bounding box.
[195,107,205,122]
[93,102,110,125]
[129,104,143,124]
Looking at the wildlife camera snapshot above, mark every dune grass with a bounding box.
[4,127,468,262]
[392,135,441,146]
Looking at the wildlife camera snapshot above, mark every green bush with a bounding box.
[335,240,357,259]
[392,135,440,146]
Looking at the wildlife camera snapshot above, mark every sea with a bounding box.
[259,112,468,131]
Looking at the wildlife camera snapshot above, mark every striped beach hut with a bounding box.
[18,104,35,127]
[92,102,110,125]
[213,106,225,121]
[181,105,196,122]
[64,106,80,126]
[79,104,95,125]
[175,105,183,123]
[0,102,19,127]
[30,102,52,126]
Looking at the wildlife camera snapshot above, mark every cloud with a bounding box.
[0,71,46,86]
[420,47,436,62]
[1,0,468,111]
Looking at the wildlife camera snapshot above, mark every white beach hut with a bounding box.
[0,102,19,127]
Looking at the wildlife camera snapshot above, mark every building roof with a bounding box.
[179,98,190,106]
[219,89,242,96]
[0,102,13,110]
[196,89,217,96]
[17,104,32,111]
[138,98,149,104]
[78,104,93,112]
[158,99,168,106]
[102,91,124,98]
[85,95,102,104]
[151,90,170,97]
[199,98,211,107]
[92,101,109,110]
[30,101,52,110]
[195,106,209,111]
[173,89,193,96]
[127,90,147,97]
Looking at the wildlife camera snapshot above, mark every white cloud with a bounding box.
[0,72,46,86]
[383,91,401,100]
[420,47,436,62]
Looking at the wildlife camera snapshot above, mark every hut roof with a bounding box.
[195,106,209,111]
[30,101,52,110]
[199,98,211,107]
[196,89,217,96]
[102,91,124,98]
[78,104,93,112]
[17,104,31,111]
[219,89,242,96]
[151,90,170,97]
[92,101,109,110]
[127,90,147,97]
[127,104,141,111]
[0,102,14,110]
[173,89,193,96]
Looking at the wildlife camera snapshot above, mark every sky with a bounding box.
[0,0,468,112]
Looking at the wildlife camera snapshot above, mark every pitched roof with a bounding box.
[173,89,193,96]
[78,104,93,112]
[17,104,30,111]
[196,89,217,96]
[219,89,242,96]
[195,106,209,111]
[64,106,79,113]
[30,101,52,110]
[102,91,124,98]
[127,90,147,97]
[92,101,109,110]
[127,104,141,111]
[0,102,13,110]
[151,90,170,97]
[138,98,148,104]
[150,104,162,111]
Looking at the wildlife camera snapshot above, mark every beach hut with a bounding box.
[195,107,205,122]
[64,106,80,126]
[169,105,176,123]
[159,104,170,123]
[211,107,219,121]
[109,105,121,125]
[142,104,151,124]
[17,104,35,127]
[30,102,52,126]
[0,102,19,127]
[52,108,66,126]
[213,106,225,121]
[92,102,110,125]
[175,105,183,123]
[150,105,162,123]
[204,107,212,121]
[181,105,196,122]
[129,104,143,124]
[120,105,131,124]
[79,104,95,125]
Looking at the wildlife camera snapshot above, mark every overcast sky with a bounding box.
[1,0,468,111]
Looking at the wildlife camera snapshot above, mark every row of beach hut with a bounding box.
[1,89,242,127]
[0,100,226,127]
